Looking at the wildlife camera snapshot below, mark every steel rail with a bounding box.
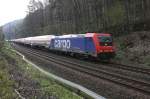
[19,45,150,76]
[15,45,150,95]
[103,62,150,75]
[11,47,105,99]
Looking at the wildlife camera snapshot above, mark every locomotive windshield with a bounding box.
[99,36,112,46]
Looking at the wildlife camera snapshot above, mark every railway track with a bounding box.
[101,62,150,76]
[14,45,150,95]
[16,45,150,76]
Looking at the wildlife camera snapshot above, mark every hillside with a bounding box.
[2,0,150,66]
[3,0,150,39]
[114,31,150,66]
[3,19,23,39]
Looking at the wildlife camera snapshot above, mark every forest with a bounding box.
[0,27,4,48]
[3,0,150,39]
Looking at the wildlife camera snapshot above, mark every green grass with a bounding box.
[0,52,17,98]
[2,43,83,99]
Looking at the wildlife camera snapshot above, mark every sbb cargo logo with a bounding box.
[54,40,71,49]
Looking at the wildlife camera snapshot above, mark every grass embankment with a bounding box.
[0,53,17,98]
[0,43,83,99]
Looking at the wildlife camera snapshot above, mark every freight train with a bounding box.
[12,33,115,60]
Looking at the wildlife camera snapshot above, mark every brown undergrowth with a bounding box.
[114,31,150,67]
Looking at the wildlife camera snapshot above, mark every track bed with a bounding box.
[13,44,150,99]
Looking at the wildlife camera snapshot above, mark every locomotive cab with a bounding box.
[93,33,115,59]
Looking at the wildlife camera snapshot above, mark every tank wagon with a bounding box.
[12,33,115,59]
[13,35,55,48]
